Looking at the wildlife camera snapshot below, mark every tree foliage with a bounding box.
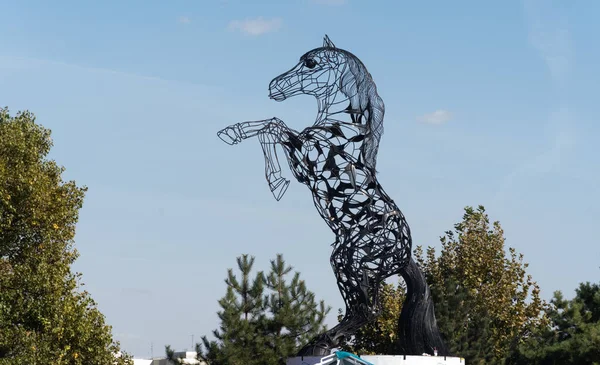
[337,205,546,363]
[508,282,600,364]
[0,108,131,365]
[415,205,547,364]
[168,254,330,365]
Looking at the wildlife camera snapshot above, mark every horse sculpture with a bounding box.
[218,36,446,357]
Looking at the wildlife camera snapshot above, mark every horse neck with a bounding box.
[317,91,370,120]
[317,61,384,170]
[317,82,378,128]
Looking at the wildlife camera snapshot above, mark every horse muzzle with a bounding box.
[269,86,287,101]
[268,79,288,101]
[269,66,304,101]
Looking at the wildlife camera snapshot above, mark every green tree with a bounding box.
[509,282,600,364]
[415,205,546,364]
[208,254,266,364]
[261,254,329,362]
[168,254,329,365]
[0,108,131,365]
[338,282,405,355]
[337,205,546,364]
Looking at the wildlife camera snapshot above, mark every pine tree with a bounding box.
[210,255,265,365]
[508,282,600,364]
[171,254,330,365]
[261,254,329,364]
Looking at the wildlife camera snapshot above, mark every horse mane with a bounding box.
[338,51,385,171]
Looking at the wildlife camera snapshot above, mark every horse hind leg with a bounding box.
[297,244,384,357]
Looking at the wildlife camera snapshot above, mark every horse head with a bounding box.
[268,35,385,171]
[268,35,348,103]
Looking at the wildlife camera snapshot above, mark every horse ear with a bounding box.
[323,35,336,48]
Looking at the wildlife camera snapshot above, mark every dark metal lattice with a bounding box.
[218,36,443,357]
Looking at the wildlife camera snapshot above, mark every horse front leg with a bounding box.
[218,118,297,200]
[217,117,285,145]
[257,131,290,201]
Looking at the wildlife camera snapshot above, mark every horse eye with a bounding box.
[304,59,317,69]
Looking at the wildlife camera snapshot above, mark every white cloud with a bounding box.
[178,16,191,24]
[417,110,452,125]
[312,0,347,5]
[228,17,282,36]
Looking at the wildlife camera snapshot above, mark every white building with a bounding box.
[133,351,203,365]
[132,359,153,365]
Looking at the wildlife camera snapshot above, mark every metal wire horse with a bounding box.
[218,36,441,356]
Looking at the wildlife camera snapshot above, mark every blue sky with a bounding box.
[1,0,599,359]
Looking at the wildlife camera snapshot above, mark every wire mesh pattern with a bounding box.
[218,36,412,356]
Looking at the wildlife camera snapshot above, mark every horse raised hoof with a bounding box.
[269,177,290,201]
[217,125,242,145]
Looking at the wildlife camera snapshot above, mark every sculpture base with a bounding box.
[287,355,465,365]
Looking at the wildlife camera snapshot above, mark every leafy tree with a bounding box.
[337,205,545,364]
[168,254,329,365]
[508,282,600,364]
[0,108,131,365]
[338,282,405,355]
[415,205,547,364]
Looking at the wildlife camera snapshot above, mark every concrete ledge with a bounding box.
[287,355,465,365]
